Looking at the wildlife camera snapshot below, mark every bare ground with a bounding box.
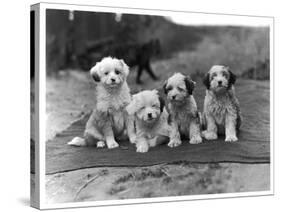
[45,54,270,204]
[46,163,269,204]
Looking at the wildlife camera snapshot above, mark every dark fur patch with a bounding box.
[158,96,165,113]
[202,73,210,89]
[91,72,100,82]
[162,81,168,94]
[184,76,195,95]
[167,113,172,125]
[227,70,236,89]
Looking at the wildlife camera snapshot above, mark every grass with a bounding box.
[177,27,269,77]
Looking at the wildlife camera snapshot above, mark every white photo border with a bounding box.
[35,2,274,209]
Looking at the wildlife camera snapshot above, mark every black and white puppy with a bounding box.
[163,73,202,144]
[202,65,242,142]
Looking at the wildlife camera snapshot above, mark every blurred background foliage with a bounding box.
[46,9,269,80]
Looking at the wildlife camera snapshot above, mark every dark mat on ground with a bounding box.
[45,80,270,174]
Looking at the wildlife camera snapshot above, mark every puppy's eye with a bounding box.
[177,87,184,92]
[152,104,159,108]
[166,86,172,92]
[104,72,109,75]
[140,106,145,110]
[115,69,120,75]
[211,73,217,79]
[222,71,227,77]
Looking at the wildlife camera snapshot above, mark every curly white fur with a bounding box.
[126,90,181,153]
[164,73,202,144]
[68,57,136,149]
[202,65,242,142]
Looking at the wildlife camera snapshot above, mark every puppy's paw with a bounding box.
[96,141,106,148]
[107,140,119,149]
[202,131,218,140]
[67,137,87,146]
[168,138,182,148]
[129,135,137,144]
[136,143,149,153]
[190,135,202,144]
[225,135,238,142]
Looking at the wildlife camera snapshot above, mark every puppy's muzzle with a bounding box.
[108,77,120,86]
[145,112,157,122]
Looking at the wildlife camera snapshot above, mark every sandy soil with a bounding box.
[46,163,269,204]
[45,54,270,204]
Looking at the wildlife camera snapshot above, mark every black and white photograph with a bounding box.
[30,2,273,209]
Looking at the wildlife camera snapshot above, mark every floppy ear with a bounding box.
[202,73,210,90]
[126,95,137,115]
[184,76,196,95]
[89,62,101,82]
[119,59,130,77]
[162,80,168,94]
[158,96,165,113]
[227,68,236,89]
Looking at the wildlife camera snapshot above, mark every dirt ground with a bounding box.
[45,54,270,204]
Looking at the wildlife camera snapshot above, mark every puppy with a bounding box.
[163,73,202,144]
[126,90,182,153]
[68,57,136,149]
[202,65,242,142]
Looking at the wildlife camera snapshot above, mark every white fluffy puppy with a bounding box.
[126,90,182,153]
[68,57,136,149]
[163,73,202,144]
[202,65,242,142]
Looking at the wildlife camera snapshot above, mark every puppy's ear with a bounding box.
[119,59,130,77]
[90,62,101,82]
[202,73,210,89]
[227,67,236,89]
[184,76,196,95]
[126,95,137,115]
[162,80,168,94]
[158,96,165,113]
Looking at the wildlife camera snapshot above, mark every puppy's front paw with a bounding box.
[67,137,87,146]
[129,135,137,144]
[96,141,106,148]
[225,135,238,142]
[202,131,218,140]
[136,143,149,153]
[168,138,182,148]
[107,140,119,149]
[190,135,202,144]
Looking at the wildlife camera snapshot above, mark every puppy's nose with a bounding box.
[218,80,222,85]
[172,95,176,100]
[148,113,152,118]
[111,78,116,82]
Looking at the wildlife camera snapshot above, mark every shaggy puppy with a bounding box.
[202,65,242,142]
[126,90,182,153]
[68,57,136,149]
[163,73,202,144]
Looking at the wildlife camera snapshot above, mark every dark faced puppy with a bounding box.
[163,73,202,144]
[163,73,195,103]
[203,65,236,94]
[202,65,241,142]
